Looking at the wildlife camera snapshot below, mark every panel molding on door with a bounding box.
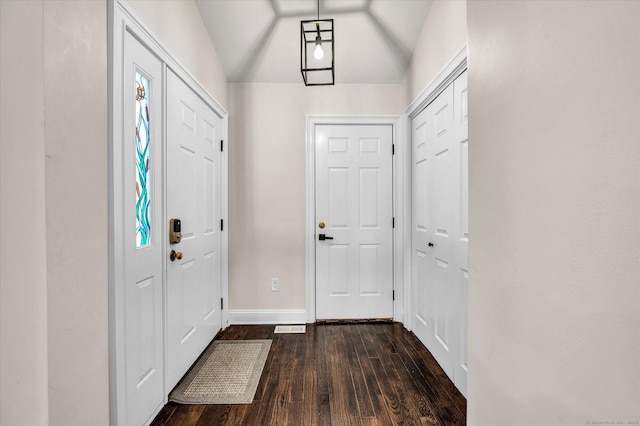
[315,124,394,320]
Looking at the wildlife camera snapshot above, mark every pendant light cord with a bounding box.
[317,0,320,20]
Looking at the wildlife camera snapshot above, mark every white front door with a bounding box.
[166,70,223,391]
[315,124,394,320]
[122,32,164,425]
[411,70,468,396]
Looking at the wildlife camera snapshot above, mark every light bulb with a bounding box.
[314,35,324,60]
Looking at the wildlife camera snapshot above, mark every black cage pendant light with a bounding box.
[300,0,334,86]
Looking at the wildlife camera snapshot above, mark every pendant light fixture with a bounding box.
[300,0,334,86]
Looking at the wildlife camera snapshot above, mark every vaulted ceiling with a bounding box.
[195,0,433,84]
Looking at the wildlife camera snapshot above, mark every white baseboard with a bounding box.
[227,309,307,325]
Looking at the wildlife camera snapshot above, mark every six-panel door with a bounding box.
[166,70,223,392]
[315,124,394,320]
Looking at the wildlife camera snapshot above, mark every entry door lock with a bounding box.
[169,218,182,244]
[318,234,334,241]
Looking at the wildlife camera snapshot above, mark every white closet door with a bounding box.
[452,70,469,396]
[411,70,468,396]
[412,104,433,348]
[426,82,456,378]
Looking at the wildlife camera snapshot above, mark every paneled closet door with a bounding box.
[411,70,468,397]
[452,70,469,396]
[412,101,434,349]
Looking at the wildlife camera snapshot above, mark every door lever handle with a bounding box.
[318,234,333,241]
[428,242,434,247]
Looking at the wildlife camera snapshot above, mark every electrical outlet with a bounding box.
[271,278,279,291]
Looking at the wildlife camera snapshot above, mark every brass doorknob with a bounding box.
[170,250,183,261]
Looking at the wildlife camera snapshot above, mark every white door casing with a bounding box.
[411,70,468,396]
[122,31,165,426]
[166,69,223,391]
[315,124,394,320]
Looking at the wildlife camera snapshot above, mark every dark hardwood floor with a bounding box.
[151,323,466,425]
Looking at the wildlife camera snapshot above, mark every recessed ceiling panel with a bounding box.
[196,0,432,84]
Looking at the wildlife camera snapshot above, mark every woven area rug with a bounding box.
[169,339,271,404]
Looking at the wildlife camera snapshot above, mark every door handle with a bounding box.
[428,242,434,247]
[170,250,183,261]
[318,234,334,241]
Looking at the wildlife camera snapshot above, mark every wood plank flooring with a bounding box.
[151,323,466,426]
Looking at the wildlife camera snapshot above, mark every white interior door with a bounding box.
[122,32,164,426]
[411,70,468,396]
[315,124,394,320]
[426,82,456,377]
[452,70,469,396]
[412,101,433,349]
[166,70,223,391]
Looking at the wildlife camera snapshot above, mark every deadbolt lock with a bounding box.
[318,221,326,229]
[169,218,182,244]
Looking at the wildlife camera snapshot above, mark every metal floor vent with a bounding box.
[274,325,306,334]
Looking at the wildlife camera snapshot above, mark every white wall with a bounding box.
[467,1,640,425]
[228,83,404,311]
[403,0,467,104]
[227,0,467,316]
[0,2,49,425]
[0,1,110,425]
[123,0,228,109]
[43,1,110,424]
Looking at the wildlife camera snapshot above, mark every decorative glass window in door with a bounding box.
[135,72,151,247]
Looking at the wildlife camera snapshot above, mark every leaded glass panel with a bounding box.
[135,72,151,247]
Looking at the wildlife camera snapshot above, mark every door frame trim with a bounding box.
[109,2,229,424]
[305,116,403,323]
[402,45,467,333]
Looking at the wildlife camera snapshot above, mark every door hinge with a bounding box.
[392,290,395,301]
[220,219,224,231]
[392,144,395,155]
[221,298,224,310]
[220,140,224,152]
[392,217,395,228]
